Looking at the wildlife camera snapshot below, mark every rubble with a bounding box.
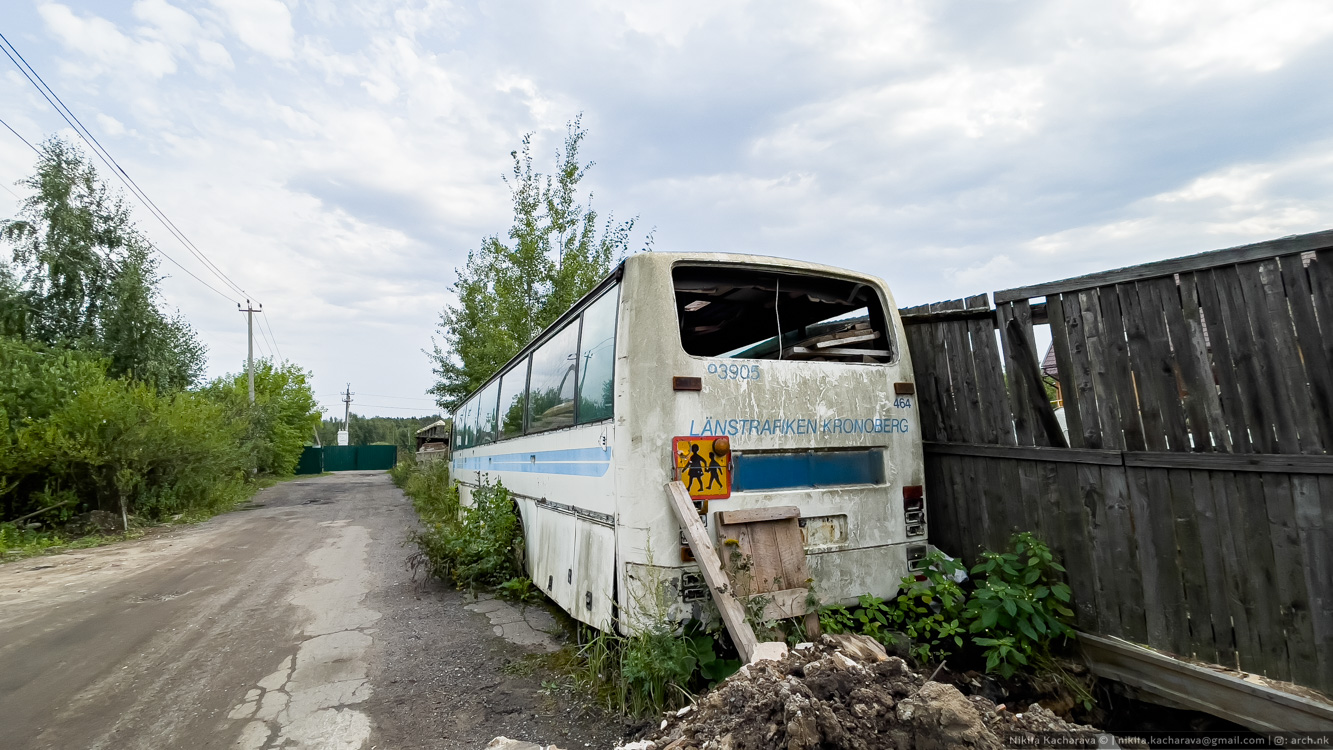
[621,634,1117,750]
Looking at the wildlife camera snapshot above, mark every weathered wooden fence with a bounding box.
[901,229,1333,695]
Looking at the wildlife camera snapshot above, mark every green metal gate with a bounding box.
[319,445,398,472]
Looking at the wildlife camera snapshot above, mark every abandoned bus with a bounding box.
[450,252,925,632]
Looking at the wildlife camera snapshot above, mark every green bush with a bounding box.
[403,463,524,591]
[820,532,1076,681]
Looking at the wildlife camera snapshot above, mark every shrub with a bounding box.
[404,464,523,591]
[819,532,1077,681]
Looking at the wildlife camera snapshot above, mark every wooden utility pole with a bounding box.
[238,300,262,404]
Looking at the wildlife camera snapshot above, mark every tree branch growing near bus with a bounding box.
[427,117,650,409]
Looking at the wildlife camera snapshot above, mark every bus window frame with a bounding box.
[449,272,624,451]
[669,260,899,366]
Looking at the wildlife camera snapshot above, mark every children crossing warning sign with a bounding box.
[673,435,731,501]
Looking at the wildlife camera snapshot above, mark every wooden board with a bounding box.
[719,506,800,525]
[992,228,1333,303]
[665,481,758,661]
[719,515,811,596]
[1079,632,1333,732]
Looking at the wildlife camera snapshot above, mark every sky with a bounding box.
[2,0,1332,419]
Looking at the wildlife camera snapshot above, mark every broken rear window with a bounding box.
[673,265,893,363]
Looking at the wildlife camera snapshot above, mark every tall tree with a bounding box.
[428,117,646,409]
[1,138,205,389]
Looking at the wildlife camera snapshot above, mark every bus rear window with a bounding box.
[673,265,892,362]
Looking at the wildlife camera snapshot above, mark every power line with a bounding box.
[260,310,284,361]
[0,33,255,304]
[0,116,40,155]
[0,118,241,305]
[352,403,445,412]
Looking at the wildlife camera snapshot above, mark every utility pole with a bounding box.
[238,300,262,404]
[339,384,353,446]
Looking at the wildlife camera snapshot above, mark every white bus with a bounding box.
[450,252,926,633]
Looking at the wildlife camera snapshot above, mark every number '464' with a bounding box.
[894,396,913,409]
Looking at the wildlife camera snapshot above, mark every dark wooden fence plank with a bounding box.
[1166,469,1215,662]
[1261,473,1319,687]
[1188,469,1236,665]
[1255,260,1322,454]
[1102,466,1147,642]
[966,294,1014,447]
[1047,294,1087,448]
[1158,277,1219,451]
[1213,266,1277,452]
[1194,269,1256,453]
[1140,279,1191,451]
[924,454,960,556]
[1179,273,1234,451]
[1079,463,1120,635]
[1236,263,1301,454]
[1310,252,1333,388]
[1079,288,1124,450]
[1120,283,1171,451]
[1005,315,1069,449]
[1126,467,1172,650]
[996,301,1037,447]
[1236,472,1289,680]
[1308,476,1333,693]
[1212,471,1261,673]
[1097,283,1147,451]
[904,317,948,444]
[1279,255,1333,450]
[932,300,969,443]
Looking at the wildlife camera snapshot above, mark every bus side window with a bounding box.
[497,357,529,440]
[527,321,580,434]
[457,399,474,449]
[577,286,619,424]
[474,380,500,446]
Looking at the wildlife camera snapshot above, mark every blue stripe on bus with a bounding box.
[732,449,885,492]
[453,447,612,478]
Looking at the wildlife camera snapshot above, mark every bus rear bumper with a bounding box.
[806,541,923,608]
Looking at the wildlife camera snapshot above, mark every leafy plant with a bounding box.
[817,532,1078,684]
[965,532,1076,678]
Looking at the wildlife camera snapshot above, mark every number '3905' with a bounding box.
[707,362,762,381]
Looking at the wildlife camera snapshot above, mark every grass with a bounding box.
[0,472,313,564]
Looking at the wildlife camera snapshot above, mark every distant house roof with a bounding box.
[1041,343,1058,377]
[416,419,449,435]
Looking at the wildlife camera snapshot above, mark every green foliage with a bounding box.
[1,138,204,390]
[317,414,443,454]
[819,532,1077,682]
[428,117,645,409]
[402,462,524,590]
[965,532,1076,678]
[203,360,321,477]
[553,623,739,718]
[0,141,323,545]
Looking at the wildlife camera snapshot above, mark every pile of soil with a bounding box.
[627,634,1119,750]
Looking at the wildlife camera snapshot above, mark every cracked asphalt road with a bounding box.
[0,471,629,750]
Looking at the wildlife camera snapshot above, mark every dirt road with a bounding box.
[0,472,628,750]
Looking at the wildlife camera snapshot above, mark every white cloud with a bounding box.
[209,0,295,59]
[39,3,178,78]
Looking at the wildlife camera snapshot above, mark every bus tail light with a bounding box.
[904,485,926,538]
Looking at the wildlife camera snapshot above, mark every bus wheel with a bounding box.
[510,503,529,577]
